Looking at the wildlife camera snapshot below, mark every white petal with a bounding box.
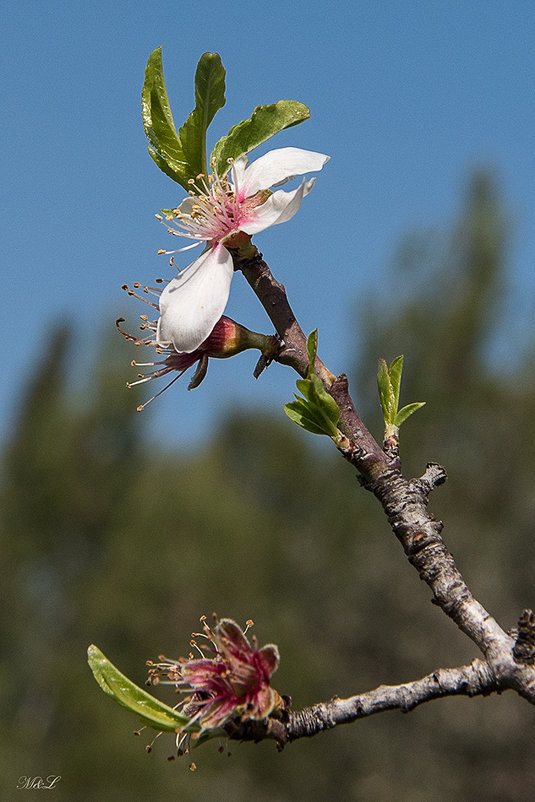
[175,196,196,215]
[229,154,248,191]
[240,147,329,196]
[241,178,314,235]
[156,244,234,353]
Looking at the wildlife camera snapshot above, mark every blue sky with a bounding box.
[3,1,535,447]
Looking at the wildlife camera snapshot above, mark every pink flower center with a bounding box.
[160,167,262,247]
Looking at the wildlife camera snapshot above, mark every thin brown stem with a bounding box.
[233,248,390,481]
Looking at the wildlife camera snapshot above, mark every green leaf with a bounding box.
[306,329,318,367]
[378,355,425,433]
[310,376,340,425]
[388,355,404,412]
[284,330,340,438]
[284,400,329,436]
[377,358,395,424]
[87,645,193,733]
[394,401,426,428]
[179,52,226,180]
[142,47,190,189]
[295,378,313,401]
[211,100,310,177]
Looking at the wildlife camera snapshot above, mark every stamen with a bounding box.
[190,639,206,658]
[154,163,240,246]
[127,363,183,387]
[127,376,156,387]
[115,318,155,345]
[121,285,159,309]
[145,730,164,753]
[136,372,186,411]
[158,240,202,254]
[132,282,162,296]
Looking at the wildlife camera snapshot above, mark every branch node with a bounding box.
[513,609,535,665]
[416,462,448,494]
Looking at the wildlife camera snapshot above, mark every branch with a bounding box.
[232,247,535,707]
[233,247,390,481]
[225,658,501,748]
[287,660,495,738]
[513,609,535,665]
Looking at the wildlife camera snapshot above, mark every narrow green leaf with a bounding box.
[310,375,340,425]
[211,100,310,177]
[389,355,404,412]
[377,358,395,424]
[88,645,192,733]
[295,378,314,401]
[287,386,339,436]
[179,53,226,180]
[394,401,426,428]
[306,329,318,369]
[146,146,185,185]
[284,401,330,435]
[142,47,190,188]
[284,329,340,438]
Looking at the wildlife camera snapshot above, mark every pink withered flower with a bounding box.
[117,281,279,409]
[147,616,282,735]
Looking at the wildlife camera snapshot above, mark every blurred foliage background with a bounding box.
[2,171,535,801]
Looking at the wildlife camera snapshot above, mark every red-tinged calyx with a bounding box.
[202,316,279,361]
[117,304,281,408]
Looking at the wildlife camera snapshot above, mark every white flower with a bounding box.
[156,147,330,353]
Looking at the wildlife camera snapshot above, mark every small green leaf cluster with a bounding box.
[284,332,341,438]
[142,48,310,191]
[377,356,425,437]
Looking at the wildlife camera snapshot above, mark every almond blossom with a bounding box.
[156,147,329,353]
